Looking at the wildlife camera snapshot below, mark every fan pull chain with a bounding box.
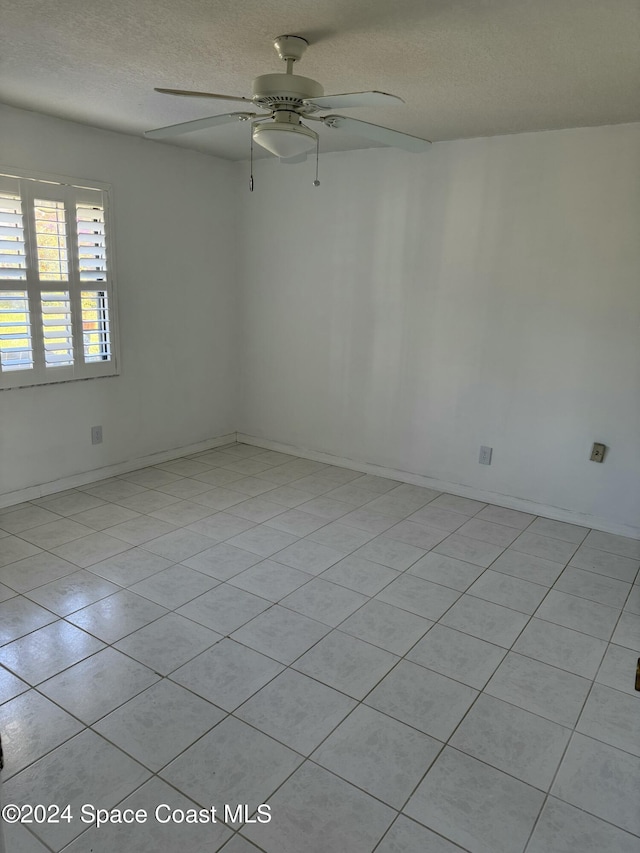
[313,136,320,187]
[249,124,254,192]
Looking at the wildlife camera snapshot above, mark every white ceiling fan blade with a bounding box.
[155,88,252,103]
[322,115,431,152]
[303,91,404,110]
[145,112,257,139]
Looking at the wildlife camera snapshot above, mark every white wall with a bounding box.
[0,104,239,498]
[238,123,640,534]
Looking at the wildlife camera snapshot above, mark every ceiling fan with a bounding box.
[145,35,431,167]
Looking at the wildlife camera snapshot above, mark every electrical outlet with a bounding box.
[590,442,606,462]
[479,446,492,465]
[91,425,103,445]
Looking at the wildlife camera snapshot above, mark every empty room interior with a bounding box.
[0,1,639,852]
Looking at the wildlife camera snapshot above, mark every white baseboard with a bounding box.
[0,432,237,509]
[238,433,640,541]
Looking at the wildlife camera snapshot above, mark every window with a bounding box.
[0,170,118,389]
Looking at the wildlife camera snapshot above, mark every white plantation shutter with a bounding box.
[0,170,118,388]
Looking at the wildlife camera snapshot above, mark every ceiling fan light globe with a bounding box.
[252,123,317,158]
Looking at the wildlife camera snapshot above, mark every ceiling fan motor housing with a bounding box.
[252,73,323,110]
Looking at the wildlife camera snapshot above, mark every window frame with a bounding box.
[0,167,120,390]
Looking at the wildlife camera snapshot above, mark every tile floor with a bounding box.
[0,442,639,853]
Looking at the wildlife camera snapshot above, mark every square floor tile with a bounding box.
[450,694,570,790]
[280,578,368,627]
[103,515,178,545]
[242,762,394,853]
[114,490,182,514]
[293,630,399,699]
[407,624,506,689]
[365,660,478,741]
[576,682,640,756]
[0,621,104,684]
[554,566,631,608]
[69,503,141,531]
[440,594,529,647]
[114,612,222,675]
[25,570,120,616]
[67,590,167,643]
[228,560,312,601]
[160,716,301,808]
[273,539,344,574]
[376,573,460,620]
[409,505,468,533]
[3,819,52,852]
[485,652,592,727]
[584,530,640,560]
[236,669,356,754]
[0,581,16,602]
[38,646,159,724]
[570,545,639,583]
[82,479,148,501]
[231,605,330,665]
[94,680,225,771]
[170,639,283,710]
[320,555,398,596]
[50,531,130,568]
[0,536,42,567]
[340,507,397,534]
[119,466,183,487]
[339,599,432,655]
[0,690,84,778]
[0,551,78,593]
[3,730,150,850]
[611,610,640,651]
[404,747,545,853]
[189,468,245,488]
[512,618,607,678]
[455,518,520,547]
[510,531,577,564]
[306,521,375,553]
[474,505,535,530]
[433,534,503,568]
[129,564,219,608]
[265,509,327,536]
[88,547,173,586]
[226,525,298,558]
[552,733,640,836]
[0,665,28,703]
[141,529,215,561]
[526,517,589,544]
[595,643,640,697]
[297,496,352,521]
[18,518,95,549]
[228,496,287,523]
[181,542,262,580]
[176,584,270,634]
[380,520,445,551]
[156,478,214,499]
[0,505,61,534]
[409,552,485,591]
[353,536,426,570]
[527,796,640,853]
[312,704,442,808]
[375,816,467,853]
[429,494,486,516]
[490,550,564,586]
[263,485,318,508]
[63,776,232,853]
[0,597,58,645]
[189,486,248,511]
[534,589,620,640]
[466,570,548,614]
[625,584,640,614]
[229,476,280,497]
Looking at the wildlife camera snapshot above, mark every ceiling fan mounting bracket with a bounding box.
[273,35,309,64]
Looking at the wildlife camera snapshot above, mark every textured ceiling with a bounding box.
[1,0,639,160]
